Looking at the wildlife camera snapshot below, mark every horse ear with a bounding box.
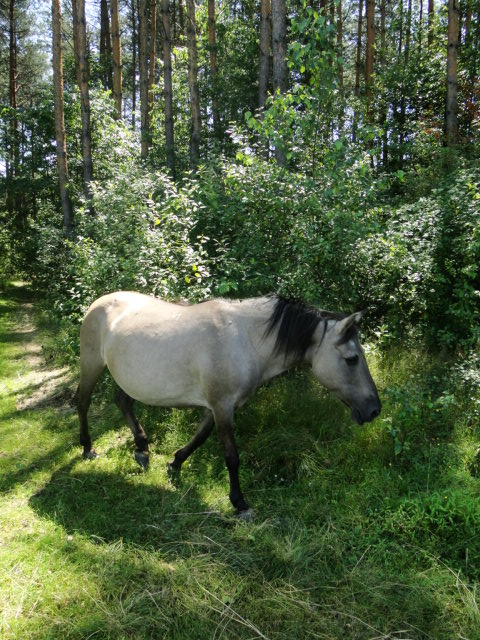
[334,311,365,338]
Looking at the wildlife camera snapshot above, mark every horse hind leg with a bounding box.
[212,404,251,519]
[115,388,150,469]
[167,409,214,475]
[76,361,105,460]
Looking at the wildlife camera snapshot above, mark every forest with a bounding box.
[0,0,480,637]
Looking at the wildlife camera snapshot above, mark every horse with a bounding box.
[76,292,381,518]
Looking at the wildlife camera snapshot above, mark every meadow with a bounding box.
[1,283,479,639]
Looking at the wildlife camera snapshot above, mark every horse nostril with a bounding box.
[369,407,381,421]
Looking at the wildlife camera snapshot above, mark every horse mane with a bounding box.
[264,296,350,360]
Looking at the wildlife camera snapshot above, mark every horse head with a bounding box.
[310,312,381,425]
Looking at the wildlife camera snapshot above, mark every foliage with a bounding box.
[2,285,480,639]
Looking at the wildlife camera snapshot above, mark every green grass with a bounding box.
[1,284,480,639]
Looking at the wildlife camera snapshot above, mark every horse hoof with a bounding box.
[82,449,97,460]
[134,450,150,469]
[236,508,254,523]
[166,460,181,477]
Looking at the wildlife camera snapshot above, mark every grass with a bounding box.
[1,283,480,639]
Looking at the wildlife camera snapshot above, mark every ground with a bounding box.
[1,283,479,639]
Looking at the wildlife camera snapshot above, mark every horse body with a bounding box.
[82,293,289,409]
[76,292,381,517]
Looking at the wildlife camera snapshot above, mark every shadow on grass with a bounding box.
[29,457,222,547]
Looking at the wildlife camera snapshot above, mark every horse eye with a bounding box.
[345,354,359,366]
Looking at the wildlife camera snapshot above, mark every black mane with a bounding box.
[264,296,349,360]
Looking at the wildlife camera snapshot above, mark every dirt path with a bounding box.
[0,283,74,412]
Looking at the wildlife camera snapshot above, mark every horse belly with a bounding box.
[104,334,208,408]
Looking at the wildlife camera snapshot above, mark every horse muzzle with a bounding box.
[351,396,382,425]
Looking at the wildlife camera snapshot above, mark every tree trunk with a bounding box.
[186,0,201,170]
[139,0,150,157]
[271,0,287,165]
[271,0,287,95]
[352,0,363,143]
[428,0,434,47]
[354,0,363,97]
[258,0,271,111]
[365,0,375,123]
[72,0,94,205]
[111,0,123,116]
[161,0,175,174]
[149,0,157,114]
[380,0,388,165]
[100,0,112,89]
[208,0,220,137]
[178,0,185,37]
[8,0,18,180]
[399,0,412,156]
[446,0,459,145]
[337,0,344,129]
[131,0,137,128]
[52,0,73,232]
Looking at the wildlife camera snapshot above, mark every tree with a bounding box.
[148,0,156,115]
[161,0,175,174]
[428,0,434,47]
[52,0,73,232]
[208,0,220,137]
[258,0,271,111]
[365,0,375,122]
[139,0,150,157]
[72,0,94,204]
[337,0,344,128]
[186,0,201,170]
[352,0,364,142]
[99,0,112,89]
[111,0,122,116]
[130,0,137,128]
[271,0,287,165]
[446,0,459,145]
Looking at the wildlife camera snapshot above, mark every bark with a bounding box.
[131,0,137,127]
[380,0,388,165]
[428,0,434,47]
[178,0,185,37]
[271,0,287,95]
[258,0,271,110]
[465,0,472,44]
[111,0,123,116]
[139,0,150,157]
[161,0,175,174]
[352,0,363,143]
[337,0,344,129]
[149,0,157,113]
[52,0,73,232]
[418,0,423,51]
[8,0,18,178]
[446,0,459,145]
[354,0,363,97]
[100,0,112,89]
[186,0,201,170]
[72,0,94,205]
[365,0,375,122]
[208,0,220,137]
[399,0,412,153]
[271,0,287,165]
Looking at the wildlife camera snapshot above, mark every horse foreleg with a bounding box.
[213,405,251,519]
[167,409,214,474]
[114,388,150,469]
